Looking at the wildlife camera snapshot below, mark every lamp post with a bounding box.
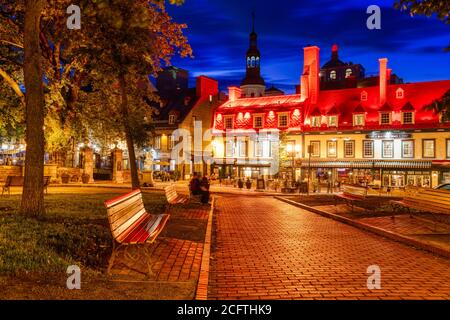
[307,144,313,195]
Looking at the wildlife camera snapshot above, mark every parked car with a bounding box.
[434,183,450,191]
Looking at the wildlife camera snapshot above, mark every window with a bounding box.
[311,116,321,127]
[225,140,234,157]
[253,115,263,128]
[380,112,391,125]
[256,57,260,68]
[168,114,175,124]
[345,68,352,78]
[402,140,414,158]
[278,113,289,127]
[309,141,320,157]
[422,139,435,158]
[255,140,263,157]
[344,140,355,158]
[361,91,368,101]
[327,140,337,158]
[154,136,161,150]
[251,56,255,68]
[382,140,394,158]
[363,140,374,158]
[447,139,450,159]
[238,140,247,157]
[224,116,233,129]
[396,88,404,99]
[247,57,251,67]
[330,70,336,80]
[402,112,414,124]
[328,115,338,127]
[353,114,365,126]
[168,135,175,150]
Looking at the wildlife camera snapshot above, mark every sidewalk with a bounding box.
[277,195,450,259]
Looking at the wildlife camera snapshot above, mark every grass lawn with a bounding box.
[0,188,207,299]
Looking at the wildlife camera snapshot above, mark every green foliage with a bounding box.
[425,90,450,121]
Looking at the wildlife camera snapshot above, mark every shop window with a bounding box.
[402,112,414,124]
[382,140,394,158]
[363,140,374,158]
[422,139,435,158]
[402,140,414,158]
[344,140,355,158]
[327,140,337,158]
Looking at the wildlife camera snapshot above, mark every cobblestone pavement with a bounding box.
[208,196,450,300]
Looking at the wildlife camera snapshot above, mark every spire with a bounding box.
[252,11,255,33]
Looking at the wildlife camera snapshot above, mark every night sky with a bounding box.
[166,0,450,94]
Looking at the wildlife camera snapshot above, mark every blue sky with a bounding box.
[165,0,450,93]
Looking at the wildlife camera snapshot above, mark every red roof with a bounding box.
[379,103,393,112]
[401,101,415,111]
[327,105,339,115]
[353,104,366,113]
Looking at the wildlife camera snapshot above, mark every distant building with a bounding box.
[156,66,189,99]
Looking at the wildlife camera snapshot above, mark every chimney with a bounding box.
[379,58,388,105]
[300,74,309,101]
[196,76,219,98]
[331,44,338,61]
[228,86,241,102]
[303,46,320,104]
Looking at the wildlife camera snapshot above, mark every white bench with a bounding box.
[334,184,367,212]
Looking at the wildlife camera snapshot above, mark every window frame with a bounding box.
[379,112,392,125]
[328,115,338,127]
[309,141,321,158]
[238,140,247,157]
[311,116,321,127]
[422,139,436,158]
[168,114,176,125]
[225,139,235,157]
[345,68,352,78]
[360,91,368,101]
[253,114,264,129]
[154,135,161,150]
[447,139,450,159]
[278,112,289,128]
[382,140,394,158]
[330,70,336,80]
[353,114,365,127]
[224,115,234,130]
[327,140,337,158]
[401,139,415,159]
[343,140,355,158]
[363,140,374,158]
[402,111,414,125]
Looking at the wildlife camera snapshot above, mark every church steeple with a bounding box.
[241,12,265,92]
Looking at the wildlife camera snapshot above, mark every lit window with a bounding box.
[255,140,263,157]
[311,116,321,127]
[344,140,355,158]
[327,140,337,158]
[402,112,414,124]
[309,141,320,157]
[168,114,175,124]
[422,139,435,158]
[224,116,233,129]
[247,57,251,67]
[168,135,175,150]
[345,68,352,78]
[402,140,414,158]
[361,91,368,101]
[251,56,255,68]
[154,136,161,150]
[278,113,289,127]
[328,115,338,127]
[363,140,374,158]
[353,114,365,126]
[253,115,263,128]
[238,140,247,157]
[380,112,391,125]
[330,70,336,80]
[382,140,394,158]
[225,140,235,157]
[447,139,450,158]
[396,88,404,99]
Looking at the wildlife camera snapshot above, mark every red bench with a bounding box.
[334,184,367,212]
[104,189,170,275]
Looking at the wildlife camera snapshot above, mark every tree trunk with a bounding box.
[119,73,140,189]
[20,0,46,216]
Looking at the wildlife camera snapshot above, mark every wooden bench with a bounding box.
[334,184,367,212]
[2,175,51,195]
[164,184,189,206]
[104,189,170,275]
[391,188,450,216]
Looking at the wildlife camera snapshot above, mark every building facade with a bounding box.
[211,45,450,188]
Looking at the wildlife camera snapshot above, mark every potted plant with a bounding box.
[245,178,252,189]
[81,173,90,184]
[237,179,244,189]
[61,172,70,184]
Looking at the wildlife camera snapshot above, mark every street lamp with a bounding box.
[307,144,313,195]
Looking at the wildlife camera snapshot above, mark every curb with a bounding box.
[195,196,215,300]
[275,196,450,260]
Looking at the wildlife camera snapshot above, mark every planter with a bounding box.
[61,175,70,184]
[238,180,244,189]
[81,174,90,184]
[245,180,252,189]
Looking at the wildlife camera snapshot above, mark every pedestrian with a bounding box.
[189,173,201,196]
[199,175,210,204]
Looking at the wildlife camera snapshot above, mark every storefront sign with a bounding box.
[366,132,411,139]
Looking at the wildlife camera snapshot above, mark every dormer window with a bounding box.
[353,114,365,126]
[345,68,352,78]
[278,113,289,127]
[402,111,414,124]
[168,114,176,124]
[253,114,263,128]
[396,88,404,99]
[224,115,234,129]
[328,115,338,127]
[361,91,368,101]
[330,70,337,80]
[311,116,321,127]
[380,112,392,125]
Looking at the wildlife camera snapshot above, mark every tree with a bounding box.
[394,0,450,51]
[75,0,191,189]
[426,90,450,121]
[21,0,46,216]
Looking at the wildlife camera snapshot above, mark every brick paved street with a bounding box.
[208,196,450,300]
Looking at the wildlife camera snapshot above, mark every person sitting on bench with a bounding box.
[189,173,202,196]
[199,175,210,204]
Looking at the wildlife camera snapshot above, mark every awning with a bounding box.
[298,159,433,169]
